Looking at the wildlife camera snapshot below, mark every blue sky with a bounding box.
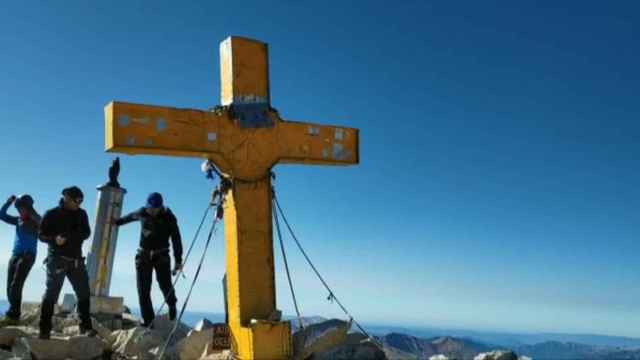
[1,1,639,337]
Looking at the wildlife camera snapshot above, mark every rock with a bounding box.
[52,315,79,333]
[0,349,16,360]
[20,338,71,360]
[122,312,140,329]
[292,319,351,360]
[151,315,191,347]
[474,350,519,360]
[112,326,163,358]
[430,355,450,360]
[61,294,77,313]
[12,336,32,360]
[194,318,215,332]
[92,317,116,347]
[316,337,387,360]
[0,327,29,347]
[68,335,108,360]
[21,336,106,360]
[176,329,214,360]
[62,325,80,336]
[198,350,233,360]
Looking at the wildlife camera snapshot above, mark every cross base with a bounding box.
[231,320,292,359]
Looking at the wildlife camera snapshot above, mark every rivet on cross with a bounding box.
[104,36,359,360]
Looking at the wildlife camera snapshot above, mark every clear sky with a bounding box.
[0,1,639,337]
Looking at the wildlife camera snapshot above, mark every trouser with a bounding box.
[6,253,35,319]
[40,256,92,333]
[136,249,177,325]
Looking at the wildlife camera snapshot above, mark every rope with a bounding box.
[158,214,220,360]
[155,204,212,317]
[272,195,379,345]
[272,197,304,330]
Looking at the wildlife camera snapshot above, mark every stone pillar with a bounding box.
[85,181,126,330]
[87,185,126,297]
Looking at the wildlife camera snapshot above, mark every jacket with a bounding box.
[0,200,40,256]
[39,202,91,259]
[116,207,183,264]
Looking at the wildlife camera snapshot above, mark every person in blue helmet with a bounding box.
[114,192,183,327]
[0,194,41,327]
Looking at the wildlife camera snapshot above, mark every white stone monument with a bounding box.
[86,158,126,325]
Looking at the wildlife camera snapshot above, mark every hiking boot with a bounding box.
[0,316,20,327]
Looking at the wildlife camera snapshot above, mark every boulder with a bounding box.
[92,317,116,347]
[151,315,191,348]
[20,336,106,360]
[474,351,519,360]
[51,315,79,333]
[122,312,140,329]
[62,325,80,336]
[11,336,32,360]
[68,335,108,360]
[0,349,16,360]
[194,318,215,332]
[292,319,351,360]
[176,329,214,360]
[112,326,163,358]
[0,327,29,347]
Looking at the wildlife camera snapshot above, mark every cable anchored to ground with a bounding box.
[272,191,380,346]
[272,193,304,331]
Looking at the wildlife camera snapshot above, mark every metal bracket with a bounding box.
[230,103,273,128]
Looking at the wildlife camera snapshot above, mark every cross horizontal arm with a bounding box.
[277,120,359,166]
[105,101,230,168]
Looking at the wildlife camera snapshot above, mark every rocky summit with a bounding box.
[0,303,390,359]
[0,305,537,360]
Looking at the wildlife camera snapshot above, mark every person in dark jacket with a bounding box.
[0,194,40,326]
[38,186,95,339]
[114,192,183,327]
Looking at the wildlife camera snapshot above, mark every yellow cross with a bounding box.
[104,36,359,359]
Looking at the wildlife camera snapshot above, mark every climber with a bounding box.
[114,192,183,327]
[38,186,96,339]
[0,194,41,327]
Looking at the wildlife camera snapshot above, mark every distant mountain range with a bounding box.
[375,333,640,360]
[364,323,640,349]
[378,333,494,360]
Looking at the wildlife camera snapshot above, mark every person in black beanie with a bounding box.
[38,186,95,339]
